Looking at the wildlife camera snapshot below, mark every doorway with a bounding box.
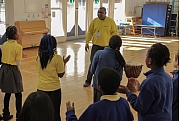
[51,0,66,42]
[66,0,86,40]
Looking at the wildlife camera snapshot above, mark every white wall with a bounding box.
[6,0,50,29]
[124,0,145,17]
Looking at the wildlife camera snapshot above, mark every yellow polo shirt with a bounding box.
[1,40,22,65]
[36,54,64,91]
[86,17,118,46]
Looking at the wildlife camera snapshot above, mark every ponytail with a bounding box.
[115,50,126,67]
[109,35,126,67]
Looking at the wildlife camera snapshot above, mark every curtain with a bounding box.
[85,0,93,34]
[108,0,114,19]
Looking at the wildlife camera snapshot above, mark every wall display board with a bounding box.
[142,4,168,36]
[24,0,42,13]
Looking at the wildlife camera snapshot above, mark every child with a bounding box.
[66,67,134,121]
[0,26,23,120]
[36,34,70,121]
[172,50,179,121]
[117,43,173,121]
[18,91,54,121]
[91,35,125,102]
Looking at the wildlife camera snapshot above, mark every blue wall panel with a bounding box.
[142,4,168,36]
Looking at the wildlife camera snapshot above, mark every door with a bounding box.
[93,0,100,19]
[51,0,66,42]
[67,0,86,40]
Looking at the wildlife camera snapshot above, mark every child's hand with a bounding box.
[127,78,140,92]
[63,55,71,65]
[117,85,130,94]
[22,51,27,58]
[170,72,174,78]
[66,101,75,111]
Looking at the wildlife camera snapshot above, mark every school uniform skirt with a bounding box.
[0,63,23,93]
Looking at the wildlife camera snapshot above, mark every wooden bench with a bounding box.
[15,20,49,48]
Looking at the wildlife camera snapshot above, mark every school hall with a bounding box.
[0,0,179,121]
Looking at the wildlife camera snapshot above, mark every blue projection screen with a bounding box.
[142,4,168,36]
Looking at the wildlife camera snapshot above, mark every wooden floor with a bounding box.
[0,35,179,121]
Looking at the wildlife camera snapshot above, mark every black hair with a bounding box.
[147,43,170,67]
[98,67,121,95]
[38,34,57,69]
[18,91,54,121]
[109,35,126,67]
[99,7,106,13]
[6,26,18,40]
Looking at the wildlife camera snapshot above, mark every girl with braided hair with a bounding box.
[90,35,125,102]
[0,26,23,121]
[118,43,173,121]
[36,34,70,121]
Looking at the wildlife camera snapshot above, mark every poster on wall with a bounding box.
[25,0,42,13]
[42,4,48,18]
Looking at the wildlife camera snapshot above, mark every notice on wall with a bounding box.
[25,0,42,13]
[42,4,48,18]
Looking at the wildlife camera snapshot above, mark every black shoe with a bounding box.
[0,114,2,120]
[3,114,13,121]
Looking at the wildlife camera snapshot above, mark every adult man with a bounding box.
[83,7,118,87]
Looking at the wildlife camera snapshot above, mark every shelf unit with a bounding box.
[166,5,172,36]
[125,17,142,35]
[169,13,178,36]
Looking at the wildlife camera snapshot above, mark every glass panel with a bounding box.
[102,0,108,16]
[67,1,75,37]
[78,0,86,35]
[0,3,5,35]
[51,0,60,8]
[114,0,125,25]
[51,0,64,36]
[51,10,64,36]
[93,1,100,19]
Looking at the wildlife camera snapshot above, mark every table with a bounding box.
[134,24,164,37]
[117,22,131,35]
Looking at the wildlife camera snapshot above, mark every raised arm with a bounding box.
[58,55,71,78]
[66,101,78,121]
